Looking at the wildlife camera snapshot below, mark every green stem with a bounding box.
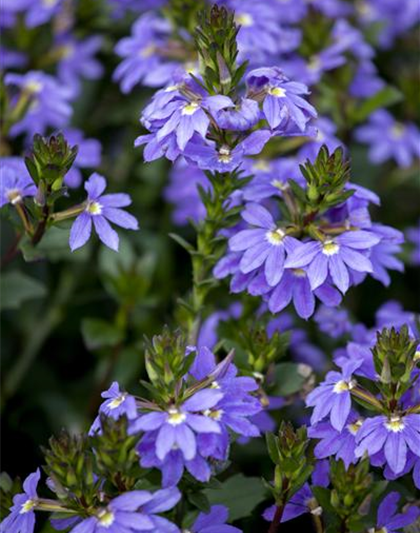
[267,504,284,533]
[312,513,324,533]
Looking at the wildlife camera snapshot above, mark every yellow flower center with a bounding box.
[414,350,420,362]
[385,416,405,433]
[308,55,321,71]
[347,419,363,435]
[270,179,287,191]
[322,240,340,256]
[266,228,286,246]
[204,409,223,421]
[25,81,43,94]
[292,268,307,278]
[391,124,405,139]
[20,499,36,514]
[168,408,186,426]
[97,509,115,527]
[333,379,356,393]
[182,102,199,116]
[86,201,102,215]
[253,160,270,171]
[235,13,254,27]
[108,394,125,409]
[269,86,287,98]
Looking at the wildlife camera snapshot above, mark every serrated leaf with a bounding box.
[0,271,46,310]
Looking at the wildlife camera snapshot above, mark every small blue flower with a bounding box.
[0,157,36,207]
[69,173,139,252]
[0,469,40,533]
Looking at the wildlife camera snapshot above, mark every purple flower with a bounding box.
[190,505,241,533]
[131,389,223,462]
[164,159,210,226]
[183,130,272,172]
[56,36,103,98]
[69,173,139,252]
[24,0,64,27]
[0,157,36,207]
[369,224,404,287]
[214,97,260,131]
[228,202,299,287]
[285,230,381,294]
[355,110,420,168]
[374,492,420,532]
[306,361,360,431]
[308,414,363,469]
[68,489,181,533]
[0,469,40,533]
[90,381,138,434]
[246,67,317,132]
[355,414,420,474]
[114,13,179,92]
[62,128,102,188]
[263,484,320,523]
[314,305,352,338]
[406,220,420,266]
[5,71,72,139]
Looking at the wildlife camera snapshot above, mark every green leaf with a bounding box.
[353,86,403,123]
[266,432,280,465]
[168,233,195,254]
[0,271,46,310]
[81,318,123,351]
[271,363,310,396]
[187,491,211,513]
[204,474,266,521]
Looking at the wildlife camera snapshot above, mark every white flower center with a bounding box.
[182,102,199,116]
[108,394,126,409]
[6,188,22,205]
[268,86,287,98]
[97,509,115,527]
[236,13,254,26]
[218,146,232,163]
[20,499,36,514]
[86,201,103,215]
[333,379,355,393]
[210,381,220,389]
[322,240,340,256]
[204,408,223,421]
[266,228,286,246]
[168,408,186,425]
[385,416,405,433]
[414,350,420,362]
[164,84,180,93]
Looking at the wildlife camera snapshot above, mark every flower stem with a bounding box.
[267,505,284,533]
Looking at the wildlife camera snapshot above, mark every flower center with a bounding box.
[322,240,340,256]
[292,268,307,278]
[414,350,420,361]
[204,408,223,421]
[347,419,363,435]
[268,86,287,98]
[210,381,220,389]
[308,55,321,72]
[266,228,285,246]
[140,44,156,58]
[108,394,126,409]
[168,408,186,425]
[97,509,115,527]
[43,0,59,6]
[20,499,37,514]
[218,146,232,163]
[86,201,103,215]
[333,379,355,393]
[253,160,270,171]
[25,81,43,94]
[6,188,22,205]
[235,13,254,27]
[391,123,405,139]
[385,416,405,433]
[270,179,287,191]
[182,102,199,116]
